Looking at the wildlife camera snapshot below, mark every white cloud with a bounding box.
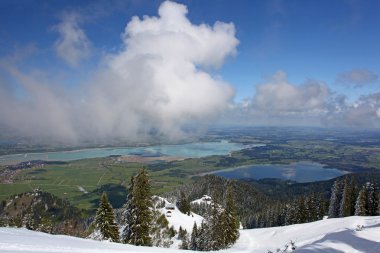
[252,71,330,116]
[323,92,380,127]
[0,1,237,144]
[80,0,237,141]
[53,12,91,67]
[217,71,331,127]
[336,68,379,87]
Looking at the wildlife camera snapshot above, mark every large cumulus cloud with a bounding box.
[252,71,329,116]
[223,70,380,127]
[0,1,238,144]
[323,92,380,127]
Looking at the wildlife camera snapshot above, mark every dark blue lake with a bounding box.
[211,161,347,183]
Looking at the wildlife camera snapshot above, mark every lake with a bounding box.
[210,161,347,183]
[0,141,256,165]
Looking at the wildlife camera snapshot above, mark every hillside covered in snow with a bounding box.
[1,216,379,253]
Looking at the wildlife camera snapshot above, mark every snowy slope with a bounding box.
[190,195,212,205]
[154,196,204,233]
[229,216,380,253]
[157,199,204,248]
[159,205,203,233]
[1,216,379,253]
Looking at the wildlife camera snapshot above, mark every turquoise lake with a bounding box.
[210,161,347,183]
[0,141,253,165]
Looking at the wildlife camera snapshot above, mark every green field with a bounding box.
[0,155,225,211]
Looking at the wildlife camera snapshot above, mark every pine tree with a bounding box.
[222,185,239,247]
[350,178,359,215]
[316,194,327,220]
[177,191,191,216]
[328,179,344,218]
[355,186,367,216]
[340,178,354,217]
[296,196,307,223]
[304,193,319,222]
[95,192,119,242]
[366,182,379,216]
[178,226,185,240]
[122,168,153,246]
[285,203,297,225]
[190,222,198,250]
[122,176,135,243]
[179,229,189,250]
[207,193,222,250]
[198,220,210,251]
[150,211,173,248]
[168,225,176,238]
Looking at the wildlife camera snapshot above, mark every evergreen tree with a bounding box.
[328,179,344,218]
[207,193,223,250]
[366,182,379,216]
[121,176,135,243]
[190,222,198,250]
[222,185,239,247]
[150,211,173,248]
[295,196,307,223]
[316,194,327,220]
[340,178,354,217]
[350,178,360,215]
[178,226,185,240]
[177,191,191,216]
[179,229,189,250]
[122,168,153,246]
[307,196,318,222]
[355,186,367,216]
[198,220,210,251]
[168,225,176,238]
[285,203,297,225]
[95,192,119,242]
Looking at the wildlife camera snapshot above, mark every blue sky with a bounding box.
[0,0,380,142]
[1,0,379,100]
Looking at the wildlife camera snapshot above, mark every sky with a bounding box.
[0,0,380,143]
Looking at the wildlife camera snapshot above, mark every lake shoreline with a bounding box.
[0,141,255,166]
[199,161,349,183]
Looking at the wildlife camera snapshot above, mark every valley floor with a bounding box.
[0,216,379,253]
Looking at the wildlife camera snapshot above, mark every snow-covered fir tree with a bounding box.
[328,179,344,218]
[177,191,191,216]
[339,178,357,217]
[121,176,135,243]
[295,196,307,223]
[150,211,173,248]
[178,227,189,249]
[190,222,198,250]
[95,192,119,242]
[285,203,297,225]
[222,185,239,247]
[122,168,153,246]
[355,186,367,216]
[354,182,379,216]
[366,182,379,216]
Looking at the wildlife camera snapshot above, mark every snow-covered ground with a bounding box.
[159,205,203,233]
[190,195,212,205]
[232,216,380,253]
[1,216,379,253]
